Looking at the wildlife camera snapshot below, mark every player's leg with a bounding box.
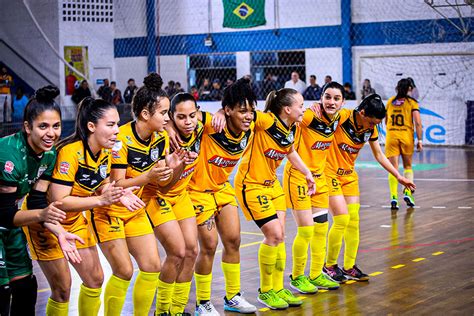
[38,259,72,316]
[388,155,401,210]
[216,203,256,313]
[401,153,415,207]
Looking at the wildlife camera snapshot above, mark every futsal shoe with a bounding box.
[289,274,318,294]
[308,273,340,290]
[403,188,415,207]
[224,292,257,313]
[176,312,192,316]
[391,199,399,210]
[323,264,347,283]
[257,289,288,310]
[275,288,303,307]
[342,265,370,281]
[195,301,220,316]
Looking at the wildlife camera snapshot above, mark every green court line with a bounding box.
[355,161,447,171]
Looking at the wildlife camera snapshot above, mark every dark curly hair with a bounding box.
[222,77,257,110]
[23,85,62,126]
[132,73,168,119]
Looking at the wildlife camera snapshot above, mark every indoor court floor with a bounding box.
[34,146,474,315]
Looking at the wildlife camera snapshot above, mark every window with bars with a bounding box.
[62,0,113,23]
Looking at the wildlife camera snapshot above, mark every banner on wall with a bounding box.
[64,46,89,95]
[223,0,266,29]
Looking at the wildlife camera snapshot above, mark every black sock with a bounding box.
[0,283,11,316]
[10,275,37,316]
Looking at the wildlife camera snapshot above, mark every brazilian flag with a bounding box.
[223,0,266,29]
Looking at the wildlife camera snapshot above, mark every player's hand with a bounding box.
[40,201,66,225]
[397,176,416,192]
[183,151,198,165]
[416,141,423,152]
[165,122,182,151]
[165,148,187,169]
[120,187,146,212]
[310,102,323,118]
[212,109,227,132]
[57,231,84,264]
[305,173,316,196]
[153,166,174,183]
[99,181,124,206]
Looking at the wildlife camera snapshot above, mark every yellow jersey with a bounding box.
[236,111,296,186]
[386,96,419,137]
[188,112,253,192]
[51,140,111,224]
[325,110,379,176]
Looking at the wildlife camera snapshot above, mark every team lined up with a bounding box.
[0,74,418,315]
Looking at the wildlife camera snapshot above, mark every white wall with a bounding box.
[115,56,148,91]
[305,48,343,86]
[114,0,147,38]
[158,55,188,90]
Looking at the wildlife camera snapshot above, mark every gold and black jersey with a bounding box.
[188,111,253,192]
[326,109,378,176]
[386,96,419,136]
[51,140,111,223]
[236,111,295,186]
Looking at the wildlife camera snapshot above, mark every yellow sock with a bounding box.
[272,242,286,292]
[78,284,101,316]
[404,168,414,182]
[46,297,69,316]
[326,214,350,266]
[170,281,192,315]
[194,272,212,303]
[388,173,399,200]
[309,221,329,279]
[104,275,130,316]
[292,226,313,277]
[221,262,240,299]
[343,204,360,270]
[133,271,159,316]
[258,243,277,292]
[155,278,174,314]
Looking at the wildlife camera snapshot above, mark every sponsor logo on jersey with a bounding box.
[59,162,69,174]
[150,148,159,161]
[364,132,371,142]
[339,143,360,154]
[311,141,332,151]
[264,148,287,161]
[287,131,294,143]
[208,155,239,168]
[240,136,247,149]
[4,161,14,174]
[99,164,107,179]
[179,166,195,180]
[37,165,47,178]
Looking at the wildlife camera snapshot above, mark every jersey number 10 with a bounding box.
[391,114,405,127]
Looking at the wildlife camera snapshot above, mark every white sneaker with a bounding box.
[224,293,257,314]
[195,301,220,316]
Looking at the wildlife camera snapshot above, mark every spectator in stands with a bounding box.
[71,80,91,105]
[303,74,322,100]
[243,74,261,97]
[12,87,28,123]
[225,78,234,90]
[0,66,13,123]
[123,78,137,104]
[209,79,223,101]
[65,62,77,96]
[165,80,177,97]
[198,78,212,100]
[324,75,332,85]
[110,81,124,105]
[190,85,199,100]
[284,71,306,94]
[175,81,185,94]
[97,78,112,102]
[406,77,419,100]
[361,78,376,99]
[262,73,278,99]
[343,82,356,100]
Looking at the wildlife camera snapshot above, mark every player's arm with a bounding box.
[111,166,157,189]
[369,140,416,191]
[286,146,316,196]
[413,110,423,152]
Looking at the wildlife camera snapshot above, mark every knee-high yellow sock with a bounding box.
[258,243,277,292]
[343,204,361,270]
[78,284,101,316]
[170,281,192,315]
[326,214,350,266]
[292,226,313,277]
[273,242,286,292]
[388,173,399,200]
[221,262,240,299]
[404,168,414,182]
[46,297,69,316]
[310,221,329,279]
[104,275,130,316]
[155,278,174,314]
[194,272,212,303]
[133,271,159,316]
